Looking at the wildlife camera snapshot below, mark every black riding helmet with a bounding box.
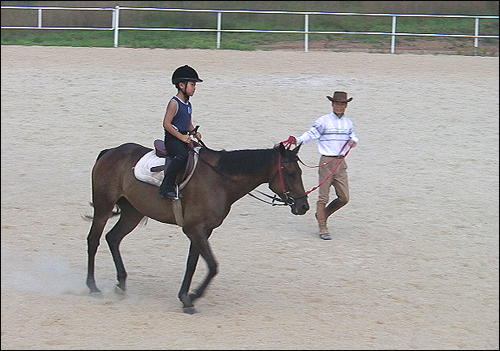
[171,65,203,85]
[171,65,202,101]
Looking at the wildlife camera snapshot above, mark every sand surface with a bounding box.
[1,46,499,350]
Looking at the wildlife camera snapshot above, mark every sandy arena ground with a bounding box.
[1,45,499,350]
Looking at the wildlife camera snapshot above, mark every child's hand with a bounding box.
[180,134,192,143]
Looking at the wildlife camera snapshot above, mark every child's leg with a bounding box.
[159,136,189,198]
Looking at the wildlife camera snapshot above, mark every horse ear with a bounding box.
[292,143,302,155]
[278,142,287,156]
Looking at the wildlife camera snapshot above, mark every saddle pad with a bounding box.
[133,147,200,190]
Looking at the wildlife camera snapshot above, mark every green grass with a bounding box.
[1,29,115,47]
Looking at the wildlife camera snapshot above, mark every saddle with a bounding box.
[133,140,200,190]
[151,139,199,184]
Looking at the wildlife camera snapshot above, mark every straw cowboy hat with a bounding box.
[327,91,353,103]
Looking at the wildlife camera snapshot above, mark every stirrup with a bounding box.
[159,185,182,199]
[173,185,182,199]
[159,191,182,200]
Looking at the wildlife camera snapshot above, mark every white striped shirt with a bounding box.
[296,112,358,156]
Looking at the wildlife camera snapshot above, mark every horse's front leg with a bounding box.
[178,242,200,314]
[179,229,218,314]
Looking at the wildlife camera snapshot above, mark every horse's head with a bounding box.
[269,143,310,215]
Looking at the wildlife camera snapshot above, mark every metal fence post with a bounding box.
[304,14,309,52]
[391,15,397,54]
[474,17,480,55]
[217,12,222,49]
[113,6,120,48]
[37,8,42,28]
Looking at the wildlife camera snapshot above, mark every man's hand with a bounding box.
[282,136,297,149]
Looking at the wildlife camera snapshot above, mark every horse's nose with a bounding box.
[302,202,310,213]
[293,201,309,215]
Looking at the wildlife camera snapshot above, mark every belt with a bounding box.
[323,155,344,158]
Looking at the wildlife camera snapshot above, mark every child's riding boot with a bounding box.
[159,156,185,199]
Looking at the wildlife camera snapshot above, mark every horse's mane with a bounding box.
[214,147,277,175]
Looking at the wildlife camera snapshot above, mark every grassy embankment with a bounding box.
[1,1,498,54]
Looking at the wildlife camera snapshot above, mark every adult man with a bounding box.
[287,91,358,240]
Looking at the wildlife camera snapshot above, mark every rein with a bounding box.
[254,152,301,206]
[190,146,298,207]
[190,139,352,206]
[247,191,289,206]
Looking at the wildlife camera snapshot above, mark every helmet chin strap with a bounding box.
[180,81,190,101]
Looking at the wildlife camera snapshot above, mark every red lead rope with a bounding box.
[299,140,352,195]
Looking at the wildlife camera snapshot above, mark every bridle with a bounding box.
[189,139,306,208]
[251,139,353,205]
[248,150,307,207]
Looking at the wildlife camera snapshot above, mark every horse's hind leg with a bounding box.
[86,203,115,294]
[105,199,144,294]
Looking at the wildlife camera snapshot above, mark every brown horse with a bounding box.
[85,141,309,314]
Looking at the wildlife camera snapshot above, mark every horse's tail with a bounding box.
[81,202,122,221]
[84,148,123,221]
[82,201,148,225]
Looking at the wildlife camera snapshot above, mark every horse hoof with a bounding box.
[114,285,126,295]
[89,291,103,299]
[183,307,198,314]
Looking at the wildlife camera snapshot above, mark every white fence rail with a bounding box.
[1,5,499,53]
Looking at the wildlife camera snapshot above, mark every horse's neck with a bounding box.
[204,149,276,200]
